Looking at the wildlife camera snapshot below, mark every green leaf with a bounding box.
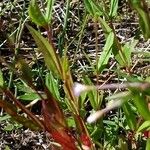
[61,48,70,79]
[4,124,14,131]
[67,117,75,128]
[98,17,112,35]
[109,0,118,18]
[98,32,114,72]
[106,91,130,100]
[18,93,41,101]
[128,0,150,39]
[15,58,33,84]
[132,93,150,120]
[0,115,11,122]
[45,0,55,23]
[133,50,150,57]
[146,139,150,150]
[138,12,150,39]
[118,137,128,150]
[26,25,61,77]
[45,72,60,100]
[0,99,41,131]
[122,40,138,67]
[84,0,94,16]
[137,120,150,132]
[83,76,102,110]
[122,102,137,130]
[0,68,4,87]
[90,123,103,141]
[84,0,103,17]
[122,45,132,67]
[16,82,34,93]
[28,0,47,27]
[79,92,87,109]
[98,17,127,67]
[4,145,11,150]
[145,77,150,82]
[112,41,128,67]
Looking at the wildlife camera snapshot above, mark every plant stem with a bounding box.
[94,17,99,110]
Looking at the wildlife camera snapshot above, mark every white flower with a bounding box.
[73,82,96,97]
[73,82,88,97]
[82,145,91,150]
[87,99,124,123]
[106,99,123,110]
[87,109,105,123]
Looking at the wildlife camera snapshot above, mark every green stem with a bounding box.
[94,17,99,110]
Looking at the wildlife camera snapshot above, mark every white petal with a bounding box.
[106,99,123,110]
[73,82,87,97]
[87,109,105,123]
[82,145,91,150]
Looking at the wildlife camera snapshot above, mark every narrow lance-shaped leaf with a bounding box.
[84,0,103,17]
[132,93,150,120]
[0,115,11,122]
[42,86,67,130]
[122,102,137,130]
[0,68,4,87]
[61,47,70,79]
[98,17,127,67]
[146,139,150,150]
[98,17,112,35]
[51,129,77,150]
[128,0,150,39]
[0,99,41,131]
[109,0,118,18]
[3,88,45,129]
[84,0,94,16]
[45,0,55,23]
[83,76,101,110]
[15,58,33,84]
[42,87,78,149]
[78,92,87,109]
[122,40,138,67]
[137,120,150,132]
[26,25,62,77]
[98,32,114,73]
[18,92,42,101]
[45,72,60,100]
[28,0,47,27]
[112,37,127,67]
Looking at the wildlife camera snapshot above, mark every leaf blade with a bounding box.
[0,68,4,87]
[28,0,47,27]
[26,25,61,77]
[98,32,114,72]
